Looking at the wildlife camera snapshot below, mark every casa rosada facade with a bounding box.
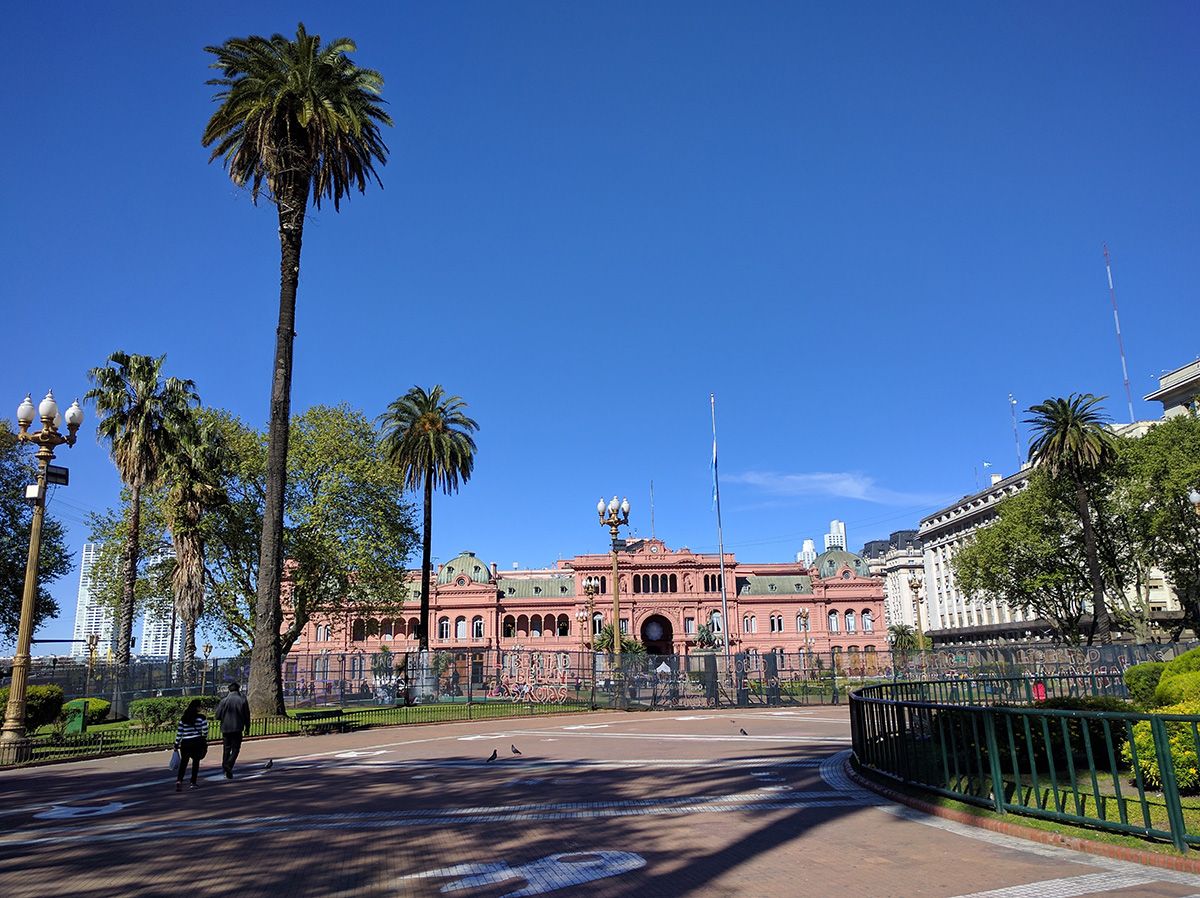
[288,538,889,661]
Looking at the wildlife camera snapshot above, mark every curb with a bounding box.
[845,761,1200,875]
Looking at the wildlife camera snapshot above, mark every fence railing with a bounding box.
[850,676,1200,852]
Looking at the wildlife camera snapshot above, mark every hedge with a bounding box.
[129,695,219,729]
[1155,670,1200,708]
[63,698,111,726]
[1122,701,1200,793]
[1124,661,1166,709]
[0,685,64,730]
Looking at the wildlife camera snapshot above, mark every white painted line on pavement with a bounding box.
[945,872,1160,898]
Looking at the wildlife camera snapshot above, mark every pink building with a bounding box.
[288,539,888,665]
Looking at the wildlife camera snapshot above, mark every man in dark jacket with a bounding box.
[215,682,251,779]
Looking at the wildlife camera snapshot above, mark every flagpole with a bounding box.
[710,394,732,675]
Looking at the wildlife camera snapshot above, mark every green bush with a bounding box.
[1155,670,1200,708]
[1034,695,1131,713]
[0,685,64,730]
[1122,701,1200,793]
[1124,662,1166,709]
[1163,647,1200,679]
[63,698,110,726]
[129,695,219,729]
[984,697,1133,774]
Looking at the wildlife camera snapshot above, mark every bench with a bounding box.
[295,709,348,735]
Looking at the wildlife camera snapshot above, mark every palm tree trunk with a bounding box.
[419,469,433,650]
[249,175,309,717]
[116,484,141,664]
[1075,484,1111,645]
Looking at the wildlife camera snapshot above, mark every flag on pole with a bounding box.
[982,461,992,468]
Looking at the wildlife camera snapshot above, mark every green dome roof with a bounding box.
[813,548,872,579]
[437,551,491,585]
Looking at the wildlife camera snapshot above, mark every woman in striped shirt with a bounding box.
[174,699,209,791]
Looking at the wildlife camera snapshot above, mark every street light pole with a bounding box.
[596,497,630,704]
[1,393,83,764]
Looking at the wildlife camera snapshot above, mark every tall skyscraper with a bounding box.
[824,520,847,551]
[138,549,182,658]
[70,543,114,658]
[796,539,817,566]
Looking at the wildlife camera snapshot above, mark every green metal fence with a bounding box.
[15,700,592,767]
[850,676,1200,852]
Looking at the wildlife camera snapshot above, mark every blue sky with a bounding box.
[3,3,1197,649]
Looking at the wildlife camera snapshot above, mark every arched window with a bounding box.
[827,611,839,633]
[845,610,856,633]
[862,610,874,632]
[349,655,365,679]
[366,618,380,638]
[502,615,516,638]
[743,615,757,633]
[517,614,529,635]
[710,611,723,633]
[530,615,543,637]
[592,612,604,635]
[437,617,450,640]
[408,617,420,637]
[633,575,641,594]
[703,574,709,592]
[381,618,393,639]
[455,616,467,639]
[472,616,485,639]
[557,614,570,636]
[351,619,366,642]
[669,574,678,592]
[315,655,329,678]
[600,576,607,594]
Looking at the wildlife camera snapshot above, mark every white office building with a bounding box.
[70,543,115,658]
[823,520,847,552]
[796,539,817,567]
[138,550,183,658]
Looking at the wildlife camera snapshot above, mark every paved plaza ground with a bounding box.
[3,707,1200,897]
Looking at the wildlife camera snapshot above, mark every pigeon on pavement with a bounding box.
[739,728,748,736]
[264,759,273,770]
[511,744,522,755]
[486,749,498,763]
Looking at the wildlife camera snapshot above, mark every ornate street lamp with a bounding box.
[596,497,630,706]
[201,643,213,695]
[0,392,83,763]
[1189,489,1200,516]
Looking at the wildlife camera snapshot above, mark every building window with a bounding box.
[502,615,515,638]
[862,610,874,633]
[670,574,678,592]
[592,612,604,635]
[557,614,570,636]
[703,574,724,593]
[531,614,543,637]
[845,611,856,633]
[437,617,450,640]
[455,616,467,639]
[827,611,839,633]
[472,616,485,639]
[684,616,696,634]
[619,618,628,634]
[634,575,642,594]
[710,611,723,633]
[351,619,366,642]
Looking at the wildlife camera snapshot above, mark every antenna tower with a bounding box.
[1009,394,1021,470]
[1103,244,1136,423]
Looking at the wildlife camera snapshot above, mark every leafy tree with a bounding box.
[953,472,1093,641]
[1118,414,1200,632]
[202,24,392,719]
[85,492,174,657]
[0,426,71,644]
[202,406,418,712]
[592,623,646,656]
[85,352,197,663]
[378,386,479,650]
[1025,394,1119,643]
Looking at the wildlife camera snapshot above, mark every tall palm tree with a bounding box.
[1026,394,1119,644]
[162,412,229,681]
[378,387,479,650]
[203,23,391,714]
[888,623,919,653]
[86,352,198,665]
